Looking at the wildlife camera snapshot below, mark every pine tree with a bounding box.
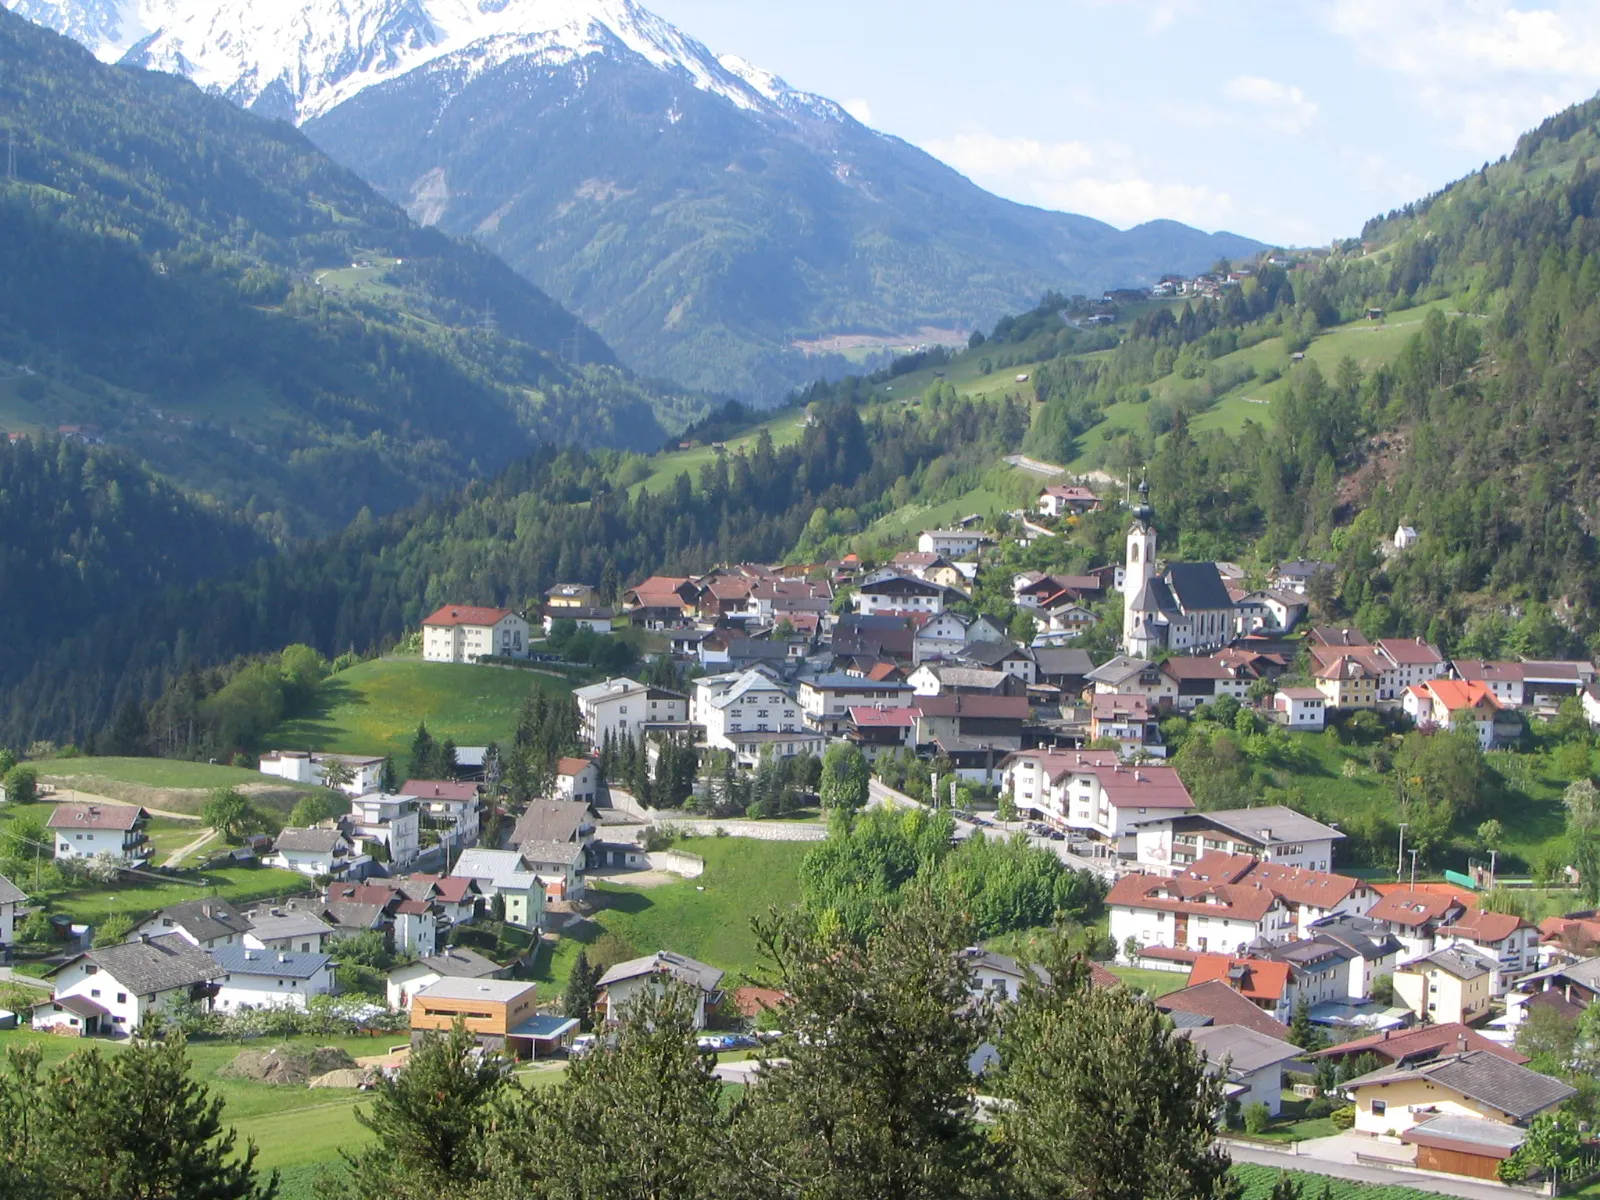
[1288,997,1323,1050]
[410,723,436,780]
[562,951,600,1029]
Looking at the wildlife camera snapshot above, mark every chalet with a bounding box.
[1404,680,1509,749]
[597,951,725,1029]
[1312,648,1383,710]
[622,576,699,628]
[1179,1023,1305,1118]
[542,606,615,635]
[39,933,224,1036]
[421,606,529,663]
[1155,980,1293,1039]
[1037,485,1101,517]
[852,570,961,617]
[912,693,1030,754]
[47,803,151,867]
[1089,693,1164,759]
[268,827,356,878]
[910,611,974,663]
[1367,889,1469,959]
[1231,588,1308,635]
[1436,909,1540,990]
[401,779,482,847]
[1274,560,1334,595]
[1160,656,1251,712]
[1373,637,1449,702]
[692,669,808,763]
[846,705,919,755]
[1313,1022,1527,1068]
[545,583,599,609]
[1086,655,1177,705]
[916,528,994,558]
[1003,748,1193,845]
[386,947,508,1010]
[449,849,546,930]
[906,664,1023,698]
[555,757,601,804]
[1131,806,1344,876]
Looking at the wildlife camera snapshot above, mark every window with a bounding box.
[91,989,101,998]
[117,992,127,1003]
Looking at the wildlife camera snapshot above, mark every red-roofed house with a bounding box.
[422,606,530,663]
[1437,910,1540,989]
[1089,693,1164,759]
[1403,680,1507,749]
[555,757,600,804]
[1313,1022,1528,1066]
[1374,638,1448,703]
[1038,485,1101,517]
[48,804,151,866]
[846,705,919,755]
[1002,748,1193,844]
[1188,954,1294,1019]
[1368,889,1470,959]
[622,577,699,629]
[401,779,483,847]
[1182,852,1378,938]
[1154,979,1291,1039]
[1539,915,1600,965]
[1107,872,1290,959]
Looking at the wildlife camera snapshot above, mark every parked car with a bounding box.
[570,1034,599,1058]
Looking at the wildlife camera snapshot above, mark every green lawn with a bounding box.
[48,864,314,924]
[534,837,809,996]
[1107,966,1189,997]
[266,658,578,761]
[33,757,319,819]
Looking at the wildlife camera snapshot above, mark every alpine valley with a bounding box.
[7,0,1263,398]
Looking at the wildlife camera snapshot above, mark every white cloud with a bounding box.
[841,97,872,125]
[921,129,1237,230]
[1223,75,1319,134]
[1323,0,1600,154]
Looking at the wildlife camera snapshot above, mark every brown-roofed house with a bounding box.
[1155,979,1292,1040]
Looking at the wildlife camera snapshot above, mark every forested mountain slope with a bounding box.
[0,8,701,535]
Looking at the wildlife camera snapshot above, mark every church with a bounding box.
[1121,483,1236,657]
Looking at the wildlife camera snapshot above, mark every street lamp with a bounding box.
[1396,822,1409,881]
[1409,848,1419,890]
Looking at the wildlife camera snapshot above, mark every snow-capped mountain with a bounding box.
[6,0,844,125]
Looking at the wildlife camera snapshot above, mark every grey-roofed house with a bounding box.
[39,932,224,1034]
[1032,647,1096,693]
[451,848,546,931]
[1179,1023,1305,1115]
[598,951,725,1028]
[241,908,335,954]
[212,945,336,1012]
[1342,1049,1576,1136]
[1130,805,1345,876]
[268,826,356,878]
[1395,946,1498,1026]
[510,801,596,850]
[386,947,509,1010]
[957,639,1037,684]
[128,898,253,950]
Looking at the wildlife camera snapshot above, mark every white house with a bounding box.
[347,793,421,868]
[597,951,724,1029]
[1131,806,1344,876]
[259,751,384,796]
[693,670,807,764]
[211,945,335,1013]
[573,678,689,750]
[1403,680,1505,749]
[38,933,223,1036]
[1274,688,1327,730]
[1304,914,1404,1001]
[421,605,530,663]
[1001,748,1194,844]
[389,898,439,958]
[542,607,615,635]
[554,757,601,803]
[1180,1024,1305,1118]
[267,827,356,878]
[1394,523,1419,551]
[1373,638,1449,704]
[1037,485,1100,518]
[385,947,507,1011]
[127,898,253,951]
[911,611,972,663]
[1435,909,1542,992]
[853,570,958,617]
[962,947,1049,1002]
[401,779,482,849]
[0,873,25,946]
[917,529,994,557]
[797,673,914,736]
[47,803,151,866]
[1108,871,1291,959]
[242,908,335,954]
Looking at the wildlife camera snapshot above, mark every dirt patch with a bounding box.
[308,1066,377,1089]
[584,868,677,889]
[219,1046,358,1086]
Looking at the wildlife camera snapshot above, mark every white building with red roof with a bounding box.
[421,605,529,663]
[47,803,151,866]
[1436,909,1541,991]
[554,757,601,804]
[1001,748,1193,844]
[1402,679,1506,748]
[1037,485,1101,517]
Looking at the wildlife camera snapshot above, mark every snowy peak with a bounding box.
[4,0,851,125]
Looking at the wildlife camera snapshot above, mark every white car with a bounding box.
[570,1034,598,1058]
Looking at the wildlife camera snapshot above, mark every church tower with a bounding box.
[1122,480,1159,652]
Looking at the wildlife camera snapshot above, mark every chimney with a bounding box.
[1457,1033,1468,1054]
[1382,1029,1391,1041]
[279,952,289,963]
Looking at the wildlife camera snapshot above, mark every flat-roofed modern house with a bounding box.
[409,977,577,1059]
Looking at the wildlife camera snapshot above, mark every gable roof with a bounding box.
[598,950,724,994]
[1399,946,1496,981]
[0,873,26,905]
[243,910,334,942]
[47,803,144,831]
[1188,954,1292,1003]
[1155,980,1291,1040]
[1107,873,1281,924]
[140,898,253,943]
[1033,647,1096,677]
[1438,909,1529,944]
[272,827,346,854]
[1367,889,1465,928]
[1166,562,1235,613]
[402,947,505,979]
[1314,1022,1527,1065]
[212,945,331,979]
[511,802,593,847]
[57,933,223,995]
[1342,1050,1575,1121]
[400,779,479,803]
[914,694,1030,720]
[1180,1023,1305,1074]
[1377,637,1446,666]
[422,605,514,628]
[1416,679,1502,712]
[1176,806,1344,847]
[959,639,1032,668]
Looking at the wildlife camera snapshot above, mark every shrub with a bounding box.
[1330,1105,1356,1130]
[1242,1102,1271,1134]
[1304,1097,1336,1119]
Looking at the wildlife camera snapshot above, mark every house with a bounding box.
[1185,954,1294,1021]
[846,705,919,756]
[1312,649,1383,710]
[554,757,601,803]
[910,611,974,663]
[211,945,336,1013]
[623,576,699,629]
[410,978,574,1060]
[449,848,546,930]
[1394,946,1498,1026]
[693,669,809,764]
[545,583,599,610]
[267,827,356,878]
[597,951,725,1029]
[917,528,994,557]
[962,947,1051,1002]
[127,899,253,951]
[1232,589,1309,635]
[1120,485,1236,656]
[1340,1049,1574,1136]
[1086,655,1178,705]
[798,673,913,736]
[1160,656,1252,712]
[907,664,1022,697]
[509,801,597,852]
[573,678,689,750]
[1131,806,1344,876]
[958,639,1037,684]
[1033,647,1096,696]
[1003,748,1194,845]
[890,551,965,589]
[386,947,508,1010]
[1089,693,1164,759]
[1367,889,1469,959]
[1537,916,1600,965]
[401,779,482,848]
[421,605,530,662]
[1503,957,1600,1032]
[1273,687,1327,730]
[1304,914,1404,1001]
[1038,485,1101,517]
[852,570,960,617]
[518,840,589,902]
[241,908,335,954]
[259,751,385,795]
[1436,910,1540,990]
[543,606,614,635]
[38,934,224,1035]
[1394,524,1420,551]
[1155,980,1291,1039]
[1274,560,1334,595]
[912,694,1030,754]
[1450,662,1528,709]
[0,873,24,945]
[394,875,482,927]
[1312,1023,1528,1068]
[1179,1023,1305,1117]
[346,793,421,869]
[1374,638,1449,703]
[389,898,439,958]
[47,803,151,866]
[1403,680,1506,749]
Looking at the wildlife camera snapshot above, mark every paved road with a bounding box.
[1224,1139,1544,1199]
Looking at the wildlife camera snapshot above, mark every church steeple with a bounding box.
[1122,479,1159,654]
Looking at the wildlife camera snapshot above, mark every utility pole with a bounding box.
[1409,848,1419,890]
[1396,822,1409,881]
[1489,848,1498,889]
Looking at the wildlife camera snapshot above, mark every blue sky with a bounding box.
[649,0,1600,246]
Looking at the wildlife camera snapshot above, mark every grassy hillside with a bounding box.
[265,658,582,761]
[35,757,320,818]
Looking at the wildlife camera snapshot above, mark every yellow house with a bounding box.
[545,583,599,610]
[1343,1049,1574,1137]
[1314,651,1381,710]
[1393,946,1494,1026]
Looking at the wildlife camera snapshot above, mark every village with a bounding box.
[3,479,1600,1192]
